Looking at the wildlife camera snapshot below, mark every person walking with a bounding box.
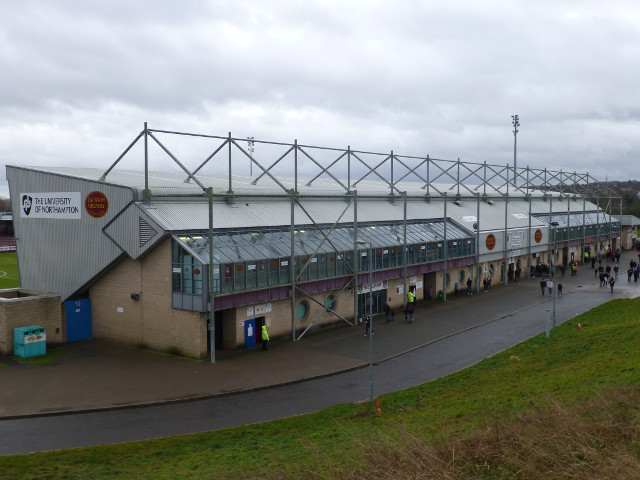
[547,279,554,296]
[364,313,373,336]
[610,276,616,293]
[261,324,270,351]
[466,277,473,295]
[383,300,391,323]
[540,279,546,295]
[405,302,414,323]
[557,283,563,296]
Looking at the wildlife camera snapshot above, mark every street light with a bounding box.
[550,221,559,329]
[247,137,255,176]
[356,239,374,409]
[511,115,520,187]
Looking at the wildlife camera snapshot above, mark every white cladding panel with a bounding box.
[104,203,165,260]
[7,166,132,300]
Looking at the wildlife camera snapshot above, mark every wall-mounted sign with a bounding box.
[247,303,272,317]
[358,280,387,294]
[20,192,81,219]
[535,229,542,243]
[85,191,109,218]
[486,233,496,250]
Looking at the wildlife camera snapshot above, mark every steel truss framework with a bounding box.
[102,124,622,361]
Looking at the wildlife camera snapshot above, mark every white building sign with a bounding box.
[19,192,81,219]
[358,280,387,294]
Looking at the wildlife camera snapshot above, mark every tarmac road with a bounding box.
[1,272,632,456]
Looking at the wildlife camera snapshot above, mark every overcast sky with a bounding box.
[2,0,640,200]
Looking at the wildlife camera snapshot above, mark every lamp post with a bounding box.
[247,137,255,176]
[551,221,559,329]
[511,115,520,187]
[356,240,374,408]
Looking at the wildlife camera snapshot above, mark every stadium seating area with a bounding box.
[0,234,16,251]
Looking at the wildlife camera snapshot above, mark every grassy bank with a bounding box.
[1,298,639,479]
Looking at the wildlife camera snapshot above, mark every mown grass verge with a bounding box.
[1,298,639,479]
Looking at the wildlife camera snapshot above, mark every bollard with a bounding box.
[545,308,550,338]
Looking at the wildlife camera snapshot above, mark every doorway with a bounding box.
[206,310,224,353]
[358,289,386,317]
[254,316,266,345]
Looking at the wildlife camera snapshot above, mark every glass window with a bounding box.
[381,248,390,269]
[359,250,368,272]
[280,258,290,284]
[269,259,279,285]
[335,252,345,276]
[297,256,309,282]
[257,260,268,288]
[246,261,257,290]
[297,300,309,321]
[309,255,319,280]
[222,263,233,293]
[172,265,181,293]
[182,254,194,294]
[325,295,335,311]
[318,254,327,279]
[234,263,246,291]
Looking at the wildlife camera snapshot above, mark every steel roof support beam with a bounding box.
[147,131,207,192]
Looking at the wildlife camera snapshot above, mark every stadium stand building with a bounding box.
[5,126,621,359]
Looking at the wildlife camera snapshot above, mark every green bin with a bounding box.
[14,326,46,358]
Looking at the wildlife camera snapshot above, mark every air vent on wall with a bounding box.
[139,217,158,248]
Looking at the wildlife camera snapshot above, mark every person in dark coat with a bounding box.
[540,279,546,295]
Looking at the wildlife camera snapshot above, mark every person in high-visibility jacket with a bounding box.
[407,289,415,305]
[261,324,270,350]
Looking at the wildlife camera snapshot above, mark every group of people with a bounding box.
[370,290,416,336]
[627,259,640,283]
[539,279,563,296]
[590,246,622,268]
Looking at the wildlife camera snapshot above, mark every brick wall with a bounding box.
[90,239,206,359]
[0,290,63,354]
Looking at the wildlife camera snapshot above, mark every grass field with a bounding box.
[1,298,640,479]
[0,252,19,289]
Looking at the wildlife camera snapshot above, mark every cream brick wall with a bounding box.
[0,291,63,354]
[90,239,206,359]
[229,288,360,348]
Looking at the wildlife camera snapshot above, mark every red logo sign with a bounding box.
[535,229,542,243]
[85,191,109,218]
[486,234,496,250]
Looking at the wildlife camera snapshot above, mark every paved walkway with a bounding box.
[2,251,639,419]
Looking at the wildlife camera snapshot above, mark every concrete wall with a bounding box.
[0,289,63,354]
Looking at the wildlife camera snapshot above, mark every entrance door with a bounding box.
[254,316,265,346]
[64,299,92,342]
[244,319,256,349]
[358,289,386,317]
[206,310,223,353]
